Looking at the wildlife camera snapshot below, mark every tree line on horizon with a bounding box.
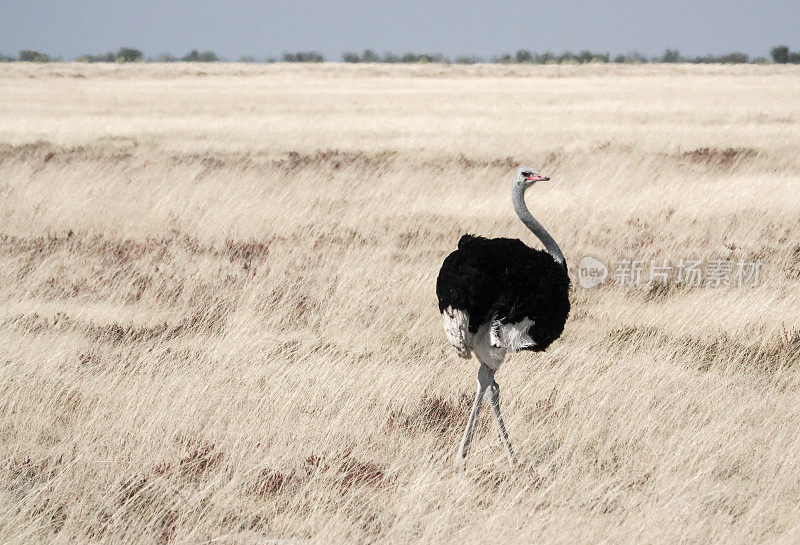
[2,46,800,65]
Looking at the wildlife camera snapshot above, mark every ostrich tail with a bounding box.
[457,234,476,250]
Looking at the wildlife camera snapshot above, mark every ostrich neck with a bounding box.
[512,185,565,265]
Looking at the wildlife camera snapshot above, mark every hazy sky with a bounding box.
[2,0,798,60]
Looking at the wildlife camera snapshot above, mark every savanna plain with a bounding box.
[1,62,799,544]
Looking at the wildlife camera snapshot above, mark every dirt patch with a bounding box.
[455,153,519,169]
[789,245,800,278]
[338,455,386,488]
[388,393,472,435]
[0,141,135,167]
[223,239,272,262]
[0,139,533,175]
[246,451,389,500]
[679,146,757,166]
[177,443,222,478]
[0,141,401,173]
[687,333,800,372]
[147,441,224,481]
[274,149,396,172]
[0,231,295,269]
[5,303,230,345]
[312,228,377,251]
[119,474,151,504]
[249,468,292,497]
[606,325,800,372]
[8,454,66,487]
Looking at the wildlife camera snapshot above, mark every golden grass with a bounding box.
[0,63,799,544]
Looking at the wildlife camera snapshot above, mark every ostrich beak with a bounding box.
[524,174,550,182]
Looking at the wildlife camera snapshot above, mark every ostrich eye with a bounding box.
[521,172,531,177]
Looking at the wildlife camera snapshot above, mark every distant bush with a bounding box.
[342,51,360,63]
[616,51,648,63]
[771,45,789,64]
[342,50,448,63]
[717,52,749,64]
[516,49,533,63]
[75,48,142,63]
[591,52,610,63]
[536,52,555,63]
[182,50,219,62]
[5,45,799,65]
[579,50,604,63]
[770,45,800,64]
[409,53,446,63]
[454,55,483,64]
[492,50,610,64]
[281,51,324,63]
[687,52,749,63]
[18,50,51,62]
[76,52,116,63]
[650,49,755,64]
[660,49,681,63]
[490,48,766,65]
[362,49,381,63]
[116,48,143,63]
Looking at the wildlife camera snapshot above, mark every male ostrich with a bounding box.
[436,166,570,468]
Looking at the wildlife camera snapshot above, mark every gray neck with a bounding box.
[512,184,565,265]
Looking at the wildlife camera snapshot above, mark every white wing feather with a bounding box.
[442,306,472,359]
[497,317,536,352]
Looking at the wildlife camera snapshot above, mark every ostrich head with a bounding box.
[514,166,550,189]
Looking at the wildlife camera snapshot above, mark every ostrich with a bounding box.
[436,166,570,468]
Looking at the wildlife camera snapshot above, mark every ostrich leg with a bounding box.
[488,380,516,465]
[454,362,494,469]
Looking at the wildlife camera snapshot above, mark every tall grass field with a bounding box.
[1,62,799,544]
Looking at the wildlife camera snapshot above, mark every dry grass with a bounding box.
[0,63,799,544]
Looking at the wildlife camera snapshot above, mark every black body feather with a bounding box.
[436,234,570,352]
